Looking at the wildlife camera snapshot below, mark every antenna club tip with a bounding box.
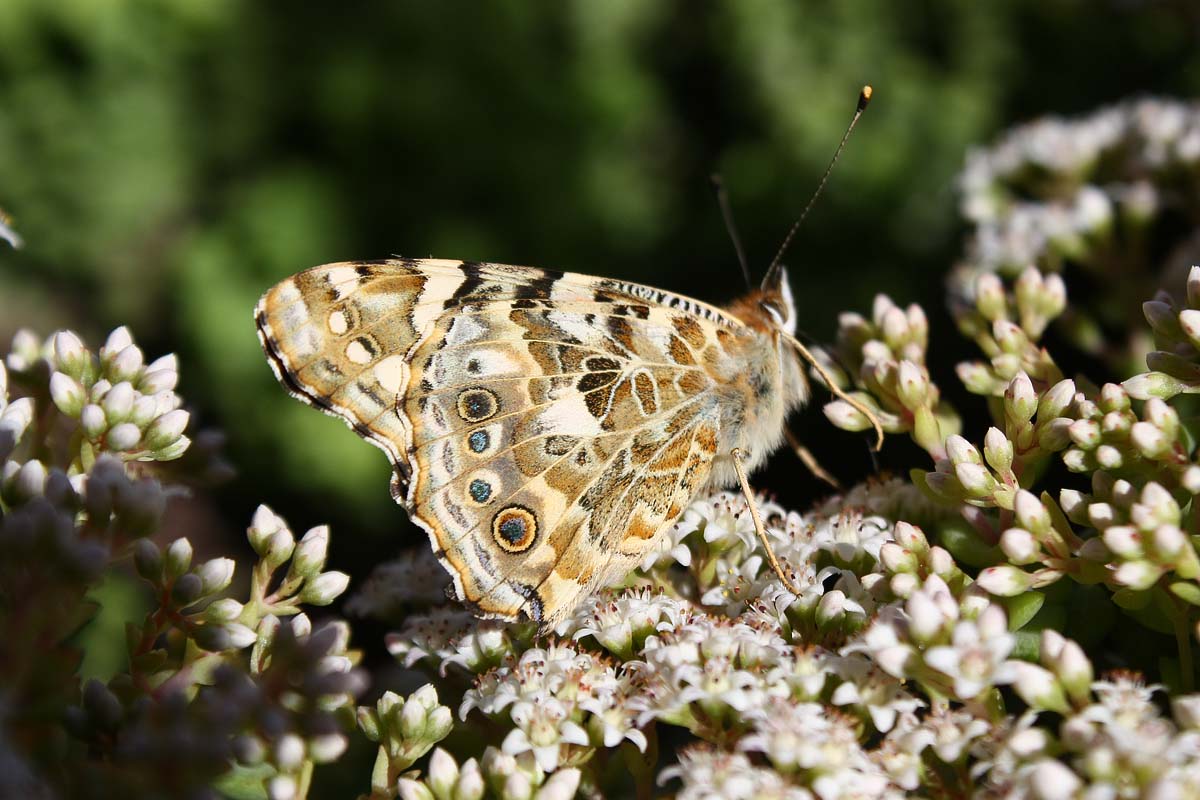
[858,85,873,109]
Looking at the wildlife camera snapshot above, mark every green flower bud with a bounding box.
[106,422,141,452]
[109,345,144,383]
[197,557,235,596]
[165,537,193,579]
[298,571,350,606]
[101,382,136,424]
[49,372,86,417]
[945,434,983,466]
[80,404,107,439]
[954,462,997,498]
[1014,490,1051,534]
[398,779,436,800]
[263,528,296,570]
[983,427,1014,474]
[1004,373,1038,423]
[1122,371,1189,401]
[290,525,330,578]
[975,273,1007,321]
[894,360,929,410]
[205,598,244,623]
[142,409,189,451]
[823,399,872,432]
[428,748,460,799]
[956,361,996,394]
[976,565,1033,596]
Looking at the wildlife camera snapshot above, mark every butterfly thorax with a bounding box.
[705,287,809,489]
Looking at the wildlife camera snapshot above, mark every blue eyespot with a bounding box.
[499,517,526,543]
[468,430,489,453]
[469,478,492,503]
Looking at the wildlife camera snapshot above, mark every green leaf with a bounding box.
[1169,580,1200,606]
[1002,590,1045,630]
[937,517,1003,568]
[213,762,274,800]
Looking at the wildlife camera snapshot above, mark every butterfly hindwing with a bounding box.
[256,259,748,625]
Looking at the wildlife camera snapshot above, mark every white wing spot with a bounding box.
[328,310,348,335]
[375,355,405,394]
[346,340,372,364]
[326,266,360,300]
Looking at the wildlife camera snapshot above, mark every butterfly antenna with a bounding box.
[764,85,872,285]
[709,173,753,289]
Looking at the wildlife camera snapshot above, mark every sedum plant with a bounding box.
[7,97,1200,799]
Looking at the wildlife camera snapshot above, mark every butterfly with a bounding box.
[255,257,882,627]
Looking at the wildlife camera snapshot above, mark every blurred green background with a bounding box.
[2,0,1199,574]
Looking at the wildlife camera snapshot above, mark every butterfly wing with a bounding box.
[257,259,745,625]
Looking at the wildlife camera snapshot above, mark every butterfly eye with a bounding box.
[760,299,788,327]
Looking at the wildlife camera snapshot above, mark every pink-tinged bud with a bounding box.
[1014,490,1050,533]
[1005,373,1038,423]
[1007,663,1071,714]
[893,521,929,553]
[1130,421,1170,459]
[954,462,997,498]
[880,306,910,348]
[1113,559,1163,591]
[975,273,1007,321]
[945,434,982,465]
[956,361,996,395]
[1180,309,1200,349]
[1145,398,1180,437]
[929,546,957,578]
[880,542,918,574]
[1058,489,1088,523]
[1062,448,1090,473]
[889,572,918,598]
[993,319,1028,354]
[1184,466,1200,495]
[895,360,929,410]
[1102,526,1142,559]
[1100,410,1132,437]
[1122,371,1188,401]
[1000,528,1041,565]
[1054,639,1093,703]
[824,399,872,432]
[1151,524,1187,563]
[1188,266,1200,309]
[976,565,1033,596]
[983,427,1014,474]
[1095,445,1123,470]
[1098,382,1130,413]
[1068,419,1101,450]
[1039,379,1076,419]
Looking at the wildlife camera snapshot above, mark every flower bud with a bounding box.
[1113,559,1163,591]
[109,345,144,383]
[954,462,997,498]
[1122,371,1188,401]
[1014,490,1051,534]
[143,409,189,451]
[193,624,233,651]
[205,598,244,623]
[824,399,872,432]
[299,571,350,606]
[1130,421,1170,459]
[263,528,296,570]
[893,521,929,554]
[975,273,1007,321]
[101,381,136,424]
[1172,695,1200,730]
[894,360,929,410]
[1095,445,1123,470]
[983,427,1013,474]
[80,404,107,439]
[197,557,235,595]
[275,733,306,772]
[106,422,141,452]
[1008,662,1070,714]
[976,565,1033,596]
[133,539,162,582]
[171,573,204,605]
[52,330,91,380]
[165,537,194,578]
[291,525,330,577]
[945,435,982,466]
[398,779,435,800]
[428,748,460,798]
[49,372,87,417]
[1005,373,1038,423]
[1000,528,1040,565]
[309,733,348,763]
[1067,419,1100,450]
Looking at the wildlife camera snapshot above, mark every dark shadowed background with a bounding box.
[2,0,1199,758]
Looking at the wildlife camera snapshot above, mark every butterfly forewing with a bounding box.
[256,259,748,625]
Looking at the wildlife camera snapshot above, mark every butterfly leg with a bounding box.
[729,447,806,597]
[784,428,842,491]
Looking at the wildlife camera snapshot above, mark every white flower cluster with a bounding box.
[958,98,1200,277]
[380,474,1200,798]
